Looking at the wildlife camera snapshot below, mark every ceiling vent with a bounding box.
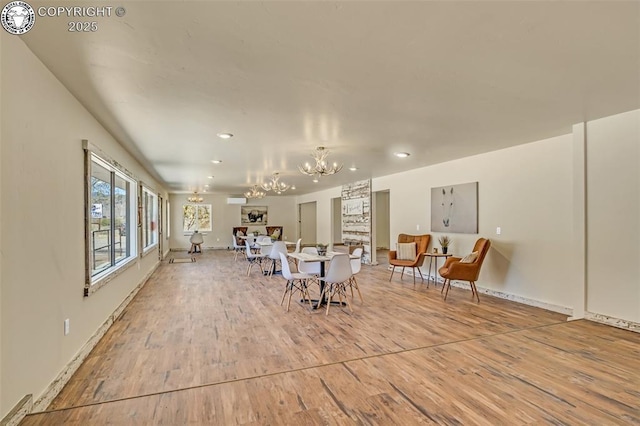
[226,197,247,205]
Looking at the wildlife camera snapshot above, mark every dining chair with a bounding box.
[287,237,303,267]
[297,246,321,285]
[267,241,288,277]
[245,240,267,276]
[318,253,353,315]
[278,252,314,311]
[346,247,364,303]
[188,231,204,254]
[232,234,245,260]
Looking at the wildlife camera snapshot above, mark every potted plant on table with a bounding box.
[438,235,451,254]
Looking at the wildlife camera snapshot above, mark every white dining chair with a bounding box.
[267,241,288,277]
[347,247,364,303]
[279,252,314,311]
[298,247,321,285]
[245,240,267,276]
[318,253,353,315]
[232,234,244,260]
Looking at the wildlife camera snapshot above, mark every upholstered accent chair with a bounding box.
[388,234,431,287]
[265,226,283,241]
[439,238,491,302]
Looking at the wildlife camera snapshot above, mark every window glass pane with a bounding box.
[143,188,158,249]
[114,174,129,263]
[91,161,112,276]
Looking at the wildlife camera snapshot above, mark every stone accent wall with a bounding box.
[341,179,371,264]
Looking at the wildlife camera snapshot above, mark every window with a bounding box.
[183,204,212,232]
[141,186,158,252]
[86,152,137,293]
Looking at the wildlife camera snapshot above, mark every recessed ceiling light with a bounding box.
[204,184,209,187]
[211,160,222,164]
[217,133,233,139]
[291,185,296,190]
[394,152,410,158]
[349,167,358,171]
[207,176,214,179]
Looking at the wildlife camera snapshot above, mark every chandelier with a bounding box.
[244,184,266,199]
[298,146,343,182]
[187,192,203,203]
[261,172,290,194]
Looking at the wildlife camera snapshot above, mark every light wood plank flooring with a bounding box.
[22,249,640,425]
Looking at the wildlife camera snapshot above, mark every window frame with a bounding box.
[141,184,159,255]
[84,141,138,296]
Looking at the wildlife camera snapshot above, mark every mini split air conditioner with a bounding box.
[226,197,247,205]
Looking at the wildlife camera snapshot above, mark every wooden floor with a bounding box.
[23,250,640,425]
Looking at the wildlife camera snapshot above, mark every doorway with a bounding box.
[298,201,317,245]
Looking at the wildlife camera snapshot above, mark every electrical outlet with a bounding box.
[496,227,501,235]
[64,319,70,335]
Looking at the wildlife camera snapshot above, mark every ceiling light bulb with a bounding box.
[217,133,233,139]
[211,160,222,164]
[394,152,410,158]
[349,167,358,171]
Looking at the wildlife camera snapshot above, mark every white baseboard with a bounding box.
[29,262,160,415]
[387,265,573,316]
[585,312,640,333]
[1,394,33,426]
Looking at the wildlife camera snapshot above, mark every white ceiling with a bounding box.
[22,1,640,195]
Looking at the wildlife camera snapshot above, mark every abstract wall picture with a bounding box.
[430,182,478,234]
[241,205,268,225]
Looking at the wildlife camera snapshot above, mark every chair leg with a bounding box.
[341,283,353,313]
[287,282,295,311]
[302,280,313,309]
[443,279,451,300]
[400,266,406,280]
[281,280,290,307]
[325,284,333,315]
[352,277,363,303]
[389,266,396,281]
[416,267,424,282]
[470,281,480,303]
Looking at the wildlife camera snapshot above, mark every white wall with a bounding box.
[168,194,297,250]
[586,110,640,322]
[0,35,168,417]
[297,112,640,326]
[373,135,577,310]
[297,187,341,246]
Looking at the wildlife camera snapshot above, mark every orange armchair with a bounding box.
[389,234,431,286]
[439,238,491,302]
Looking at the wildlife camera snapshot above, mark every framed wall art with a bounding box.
[430,182,478,234]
